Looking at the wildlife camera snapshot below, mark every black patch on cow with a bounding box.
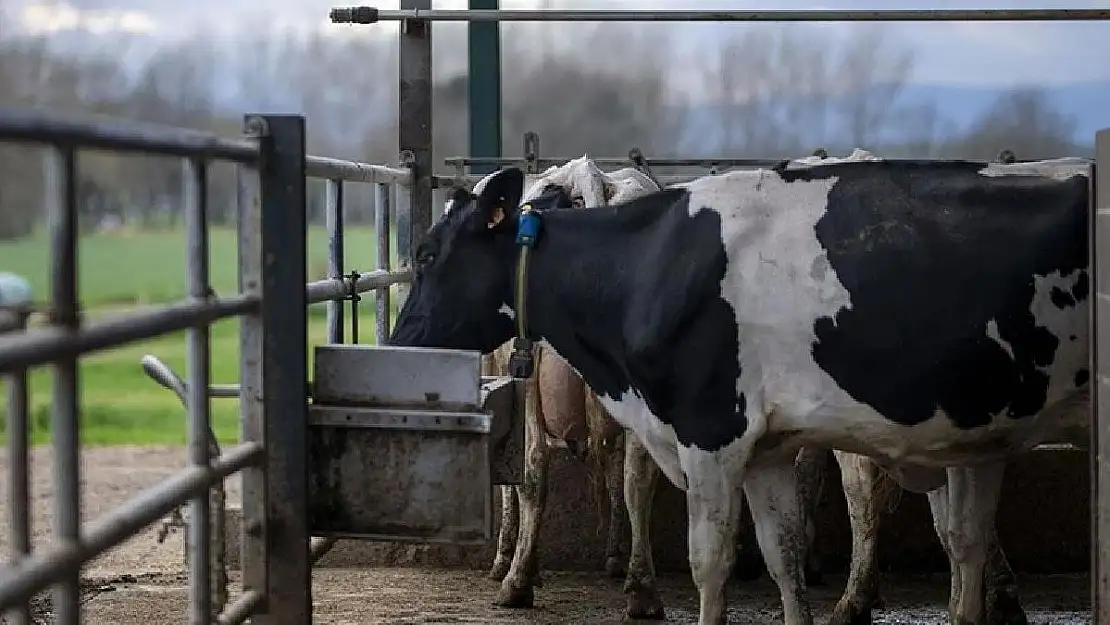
[778,161,1089,429]
[1075,368,1090,388]
[1051,286,1076,308]
[524,190,747,451]
[391,175,747,452]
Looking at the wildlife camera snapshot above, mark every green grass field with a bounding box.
[0,225,399,446]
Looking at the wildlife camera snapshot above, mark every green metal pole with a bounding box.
[468,0,502,176]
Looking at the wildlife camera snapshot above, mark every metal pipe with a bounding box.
[0,107,257,162]
[234,158,267,615]
[5,366,30,625]
[44,146,81,625]
[444,156,790,168]
[183,156,214,624]
[216,590,264,625]
[0,442,263,612]
[305,269,412,306]
[306,155,411,185]
[325,179,345,344]
[374,184,392,343]
[334,7,1110,22]
[0,295,258,373]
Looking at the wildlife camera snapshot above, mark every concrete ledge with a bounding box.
[220,447,1090,574]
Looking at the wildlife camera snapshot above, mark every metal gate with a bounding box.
[0,111,413,624]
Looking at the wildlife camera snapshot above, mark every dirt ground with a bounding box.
[0,447,1095,624]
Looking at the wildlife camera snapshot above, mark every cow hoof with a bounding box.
[986,589,1029,625]
[828,601,873,625]
[605,556,627,579]
[625,585,665,620]
[488,558,511,581]
[493,584,534,609]
[804,566,826,587]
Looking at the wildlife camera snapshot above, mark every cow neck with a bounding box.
[508,199,667,386]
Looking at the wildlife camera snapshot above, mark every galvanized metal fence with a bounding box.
[0,109,412,625]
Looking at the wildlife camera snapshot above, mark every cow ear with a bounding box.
[475,168,524,230]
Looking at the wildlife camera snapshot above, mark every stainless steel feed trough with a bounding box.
[309,344,525,544]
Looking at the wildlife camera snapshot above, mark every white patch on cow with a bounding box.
[668,161,1090,470]
[497,303,515,321]
[985,320,1014,360]
[977,157,1092,180]
[790,148,881,168]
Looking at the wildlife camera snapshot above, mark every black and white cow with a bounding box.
[471,157,672,617]
[390,156,1091,625]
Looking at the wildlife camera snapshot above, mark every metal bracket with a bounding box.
[523,132,540,175]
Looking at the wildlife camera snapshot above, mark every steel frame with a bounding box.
[0,107,411,625]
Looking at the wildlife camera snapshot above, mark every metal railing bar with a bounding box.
[0,107,258,163]
[335,7,1110,22]
[374,184,392,342]
[4,367,30,625]
[305,155,412,185]
[443,156,788,168]
[0,295,259,373]
[305,269,412,306]
[216,590,264,625]
[45,146,81,625]
[438,174,706,188]
[0,442,263,611]
[325,179,345,344]
[183,156,214,624]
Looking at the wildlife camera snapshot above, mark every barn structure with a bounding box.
[0,3,1109,624]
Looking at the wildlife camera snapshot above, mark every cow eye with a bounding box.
[415,250,435,267]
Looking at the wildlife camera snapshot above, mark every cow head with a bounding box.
[389,156,660,353]
[389,167,527,352]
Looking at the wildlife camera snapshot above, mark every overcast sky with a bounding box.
[8,0,1110,87]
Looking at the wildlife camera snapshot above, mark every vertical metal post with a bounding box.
[236,144,266,617]
[45,146,81,625]
[183,157,214,624]
[398,0,433,306]
[469,0,502,177]
[1095,129,1110,625]
[5,354,30,625]
[250,114,311,624]
[325,179,345,344]
[523,132,540,175]
[375,183,392,343]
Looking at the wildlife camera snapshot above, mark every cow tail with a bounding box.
[583,387,613,535]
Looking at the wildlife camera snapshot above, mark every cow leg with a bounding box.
[603,431,629,579]
[829,451,894,625]
[494,372,549,609]
[624,433,665,619]
[745,456,814,625]
[794,446,829,587]
[485,352,517,582]
[489,485,519,581]
[680,447,745,625]
[983,527,1028,625]
[927,462,1006,625]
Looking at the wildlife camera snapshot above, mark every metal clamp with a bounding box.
[507,337,535,379]
[329,6,380,24]
[344,269,362,304]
